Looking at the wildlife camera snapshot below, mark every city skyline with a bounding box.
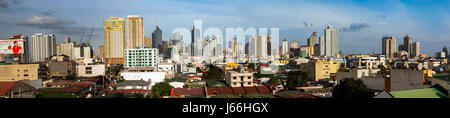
[0,0,449,56]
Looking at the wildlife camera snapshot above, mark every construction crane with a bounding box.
[87,25,95,46]
[79,28,86,43]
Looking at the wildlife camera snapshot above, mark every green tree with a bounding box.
[196,67,204,73]
[36,92,76,98]
[65,74,76,80]
[338,63,349,72]
[204,64,224,80]
[287,71,307,89]
[248,63,256,71]
[332,78,375,98]
[243,94,276,98]
[150,82,174,98]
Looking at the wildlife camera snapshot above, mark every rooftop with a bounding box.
[116,80,150,86]
[0,82,17,95]
[390,88,448,98]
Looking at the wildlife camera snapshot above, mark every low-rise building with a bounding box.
[120,69,165,87]
[116,80,151,90]
[77,64,105,77]
[303,59,339,81]
[0,64,40,81]
[226,71,254,87]
[48,61,76,79]
[0,81,36,98]
[157,63,175,78]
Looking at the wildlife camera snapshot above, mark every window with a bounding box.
[247,82,252,85]
[24,74,29,77]
[233,82,237,86]
[247,76,252,80]
[233,77,237,80]
[24,69,29,72]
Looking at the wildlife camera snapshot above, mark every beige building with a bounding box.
[304,60,339,81]
[225,71,254,87]
[104,17,125,65]
[77,64,105,77]
[56,36,76,60]
[0,64,39,81]
[98,45,104,59]
[144,36,151,48]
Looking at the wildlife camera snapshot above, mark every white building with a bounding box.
[73,43,93,60]
[124,47,159,68]
[120,71,165,87]
[282,39,289,56]
[157,63,175,78]
[77,64,105,77]
[31,33,56,62]
[324,25,338,57]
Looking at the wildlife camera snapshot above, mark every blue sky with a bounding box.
[0,0,449,55]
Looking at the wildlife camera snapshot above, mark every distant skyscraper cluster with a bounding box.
[382,35,420,59]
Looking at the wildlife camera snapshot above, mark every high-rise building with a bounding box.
[443,46,448,58]
[257,34,268,58]
[124,47,159,68]
[282,39,289,56]
[324,25,338,57]
[267,35,271,56]
[126,15,144,49]
[31,33,56,62]
[98,45,104,59]
[144,36,151,48]
[191,21,202,57]
[382,36,397,58]
[1,34,29,63]
[319,36,325,56]
[249,34,267,58]
[411,42,420,58]
[73,43,93,60]
[291,41,298,49]
[161,40,169,57]
[307,32,318,46]
[56,36,76,60]
[104,17,125,65]
[403,35,412,57]
[152,26,162,52]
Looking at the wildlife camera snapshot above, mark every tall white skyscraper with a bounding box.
[412,42,420,58]
[31,33,56,62]
[319,36,325,56]
[324,25,338,57]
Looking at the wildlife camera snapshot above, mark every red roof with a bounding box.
[255,86,272,94]
[206,86,273,96]
[37,88,83,93]
[107,89,151,94]
[68,82,93,87]
[0,82,17,95]
[170,87,205,97]
[277,93,318,98]
[232,87,246,95]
